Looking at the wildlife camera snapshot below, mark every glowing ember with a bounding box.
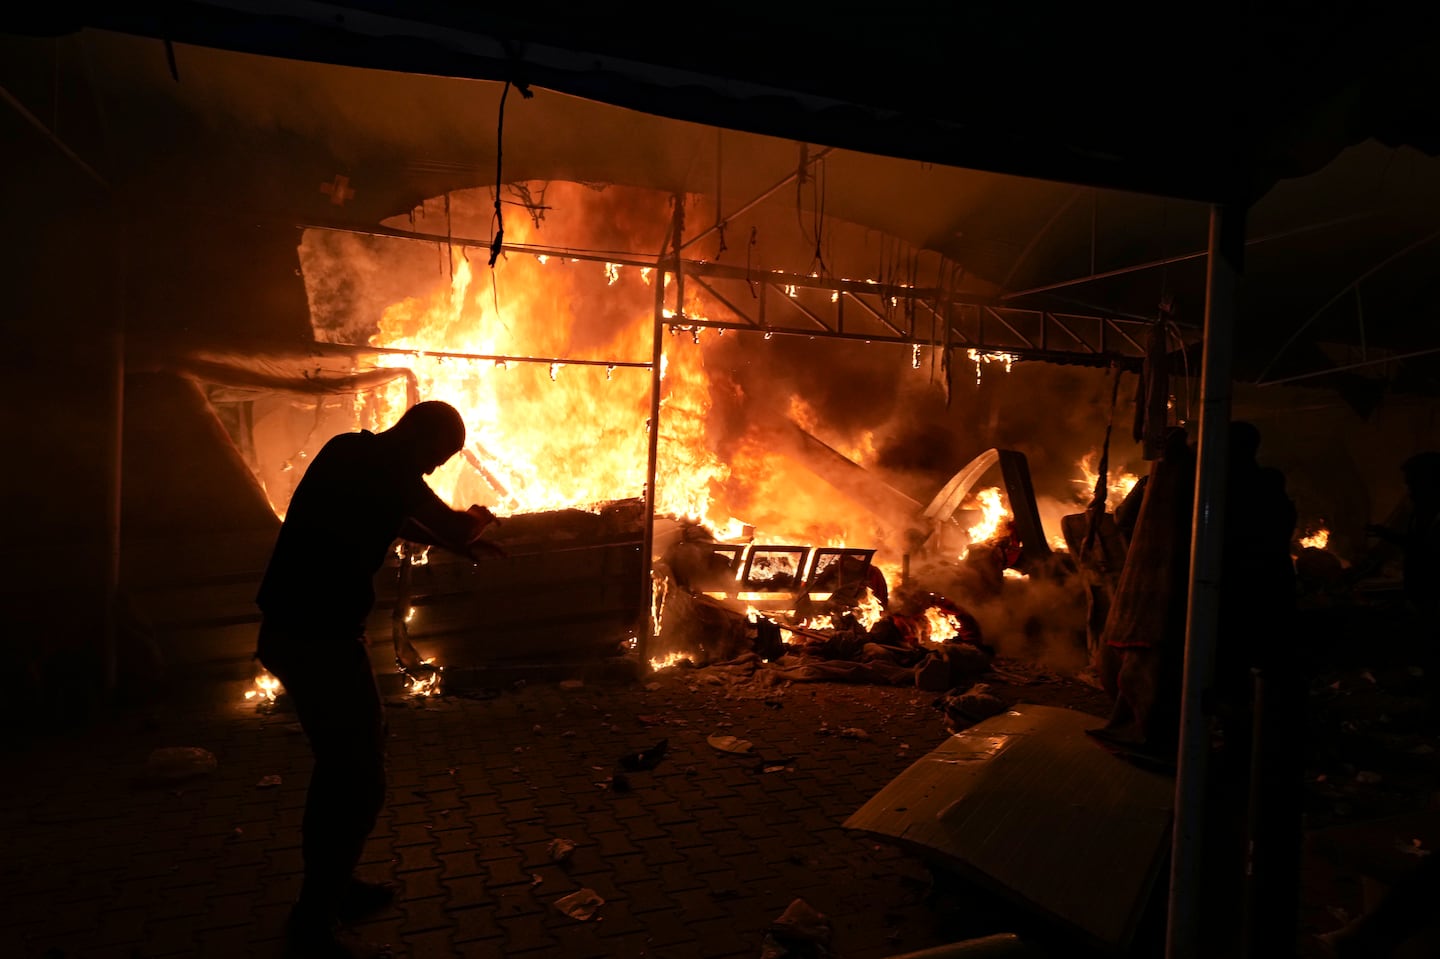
[1300,525,1330,550]
[244,670,282,703]
[404,658,442,697]
[650,650,691,671]
[965,487,1009,550]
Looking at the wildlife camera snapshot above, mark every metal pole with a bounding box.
[1002,212,1379,302]
[679,146,834,253]
[104,235,126,695]
[639,208,678,663]
[1167,202,1245,959]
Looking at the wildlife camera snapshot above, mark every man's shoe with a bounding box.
[337,878,398,922]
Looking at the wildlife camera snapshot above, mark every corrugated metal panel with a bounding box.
[845,704,1172,953]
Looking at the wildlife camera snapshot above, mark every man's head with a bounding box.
[1402,451,1440,502]
[1229,421,1262,465]
[387,401,466,474]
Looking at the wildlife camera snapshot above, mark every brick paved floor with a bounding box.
[3,664,1097,959]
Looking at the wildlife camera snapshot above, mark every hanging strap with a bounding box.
[1083,366,1125,558]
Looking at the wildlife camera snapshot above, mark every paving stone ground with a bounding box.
[3,665,1075,959]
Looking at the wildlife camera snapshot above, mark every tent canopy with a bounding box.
[5,5,1440,389]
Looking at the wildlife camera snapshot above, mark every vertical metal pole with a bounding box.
[639,269,664,664]
[640,201,683,663]
[1166,202,1246,959]
[104,248,125,694]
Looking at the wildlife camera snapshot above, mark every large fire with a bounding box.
[265,184,1178,699]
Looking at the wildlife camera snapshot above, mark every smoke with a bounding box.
[904,556,1092,674]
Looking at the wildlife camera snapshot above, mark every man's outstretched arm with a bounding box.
[399,482,500,557]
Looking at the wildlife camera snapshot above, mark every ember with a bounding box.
[1300,524,1330,550]
[244,670,282,704]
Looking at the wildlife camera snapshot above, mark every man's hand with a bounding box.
[466,505,500,539]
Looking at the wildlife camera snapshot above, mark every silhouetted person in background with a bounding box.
[1367,450,1440,624]
[1093,426,1195,760]
[1216,420,1298,712]
[1212,421,1302,958]
[255,401,498,958]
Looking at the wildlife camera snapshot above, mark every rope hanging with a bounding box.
[488,77,534,269]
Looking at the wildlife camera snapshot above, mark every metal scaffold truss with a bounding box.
[303,218,1174,370]
[667,258,1167,369]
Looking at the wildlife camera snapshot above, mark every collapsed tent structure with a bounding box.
[5,5,1440,957]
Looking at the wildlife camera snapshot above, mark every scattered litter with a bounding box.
[840,728,870,740]
[1362,670,1377,684]
[256,775,282,789]
[531,873,544,886]
[142,747,218,785]
[555,887,605,921]
[533,725,543,734]
[762,765,793,774]
[561,730,576,738]
[707,734,754,755]
[229,827,243,839]
[1356,771,1383,784]
[619,740,669,772]
[559,679,585,690]
[761,898,832,958]
[548,838,577,863]
[636,715,662,726]
[645,682,663,691]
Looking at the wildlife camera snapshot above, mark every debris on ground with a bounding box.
[935,683,1009,732]
[840,728,870,740]
[256,775,282,788]
[619,739,669,771]
[548,838,577,863]
[554,887,605,921]
[140,747,217,786]
[761,898,832,958]
[708,734,754,754]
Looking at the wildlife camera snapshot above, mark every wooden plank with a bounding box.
[844,704,1172,954]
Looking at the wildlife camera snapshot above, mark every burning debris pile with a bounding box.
[208,180,1174,702]
[649,529,998,693]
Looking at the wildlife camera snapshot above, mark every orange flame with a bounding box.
[650,650,691,671]
[244,670,282,704]
[923,606,962,645]
[965,487,1009,549]
[1074,452,1140,507]
[1300,525,1330,550]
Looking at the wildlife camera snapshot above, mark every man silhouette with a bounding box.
[255,400,497,957]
